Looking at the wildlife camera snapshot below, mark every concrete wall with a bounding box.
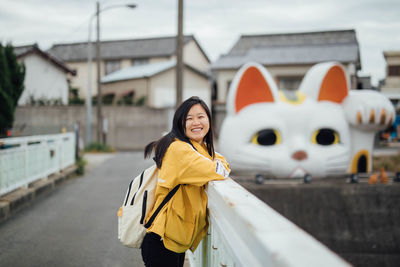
[12,106,171,150]
[240,181,400,267]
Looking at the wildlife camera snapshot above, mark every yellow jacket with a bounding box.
[145,139,230,253]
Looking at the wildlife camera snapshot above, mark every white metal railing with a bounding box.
[0,133,76,196]
[188,178,351,267]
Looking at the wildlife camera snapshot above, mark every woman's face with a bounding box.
[185,104,210,144]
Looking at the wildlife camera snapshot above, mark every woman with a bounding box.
[141,96,230,267]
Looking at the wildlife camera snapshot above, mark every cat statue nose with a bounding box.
[292,150,308,161]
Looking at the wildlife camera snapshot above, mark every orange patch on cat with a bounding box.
[369,109,375,123]
[318,65,348,103]
[356,111,362,124]
[380,109,386,125]
[388,113,394,126]
[236,66,274,113]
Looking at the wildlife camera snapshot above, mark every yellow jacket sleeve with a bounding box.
[158,141,228,188]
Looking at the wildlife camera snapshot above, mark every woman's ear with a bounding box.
[299,62,349,103]
[226,62,279,115]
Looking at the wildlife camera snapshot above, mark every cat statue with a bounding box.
[218,62,395,178]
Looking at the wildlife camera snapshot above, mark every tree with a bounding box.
[0,43,25,137]
[5,44,25,105]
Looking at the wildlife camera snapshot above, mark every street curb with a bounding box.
[0,165,78,224]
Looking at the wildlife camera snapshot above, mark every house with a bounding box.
[211,29,361,104]
[47,35,211,107]
[381,51,400,107]
[101,60,210,108]
[14,44,75,105]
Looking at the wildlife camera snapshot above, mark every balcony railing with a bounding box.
[187,178,351,267]
[0,133,75,196]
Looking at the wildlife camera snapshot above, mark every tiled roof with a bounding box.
[212,29,360,69]
[14,44,75,74]
[13,44,38,57]
[47,35,196,62]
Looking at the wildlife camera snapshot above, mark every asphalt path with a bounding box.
[0,152,153,267]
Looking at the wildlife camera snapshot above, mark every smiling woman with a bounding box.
[142,96,230,267]
[185,104,210,144]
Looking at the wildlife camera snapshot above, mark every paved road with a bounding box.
[0,152,153,267]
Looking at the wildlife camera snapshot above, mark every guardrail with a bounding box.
[187,178,351,267]
[0,133,75,196]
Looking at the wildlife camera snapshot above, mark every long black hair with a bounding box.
[144,96,215,168]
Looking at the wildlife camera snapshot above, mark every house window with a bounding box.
[388,65,400,76]
[277,77,303,90]
[105,60,121,75]
[131,58,149,66]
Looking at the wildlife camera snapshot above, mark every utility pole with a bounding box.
[96,1,103,144]
[175,0,184,109]
[87,3,136,146]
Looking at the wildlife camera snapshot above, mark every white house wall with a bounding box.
[383,53,400,90]
[150,67,210,108]
[215,69,238,104]
[183,40,210,73]
[18,53,69,105]
[102,78,149,102]
[67,57,173,98]
[66,60,102,98]
[149,57,171,64]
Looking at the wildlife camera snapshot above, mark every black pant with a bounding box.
[141,232,185,267]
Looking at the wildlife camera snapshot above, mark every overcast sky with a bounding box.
[1,0,399,86]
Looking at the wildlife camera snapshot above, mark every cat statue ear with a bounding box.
[226,62,279,116]
[299,62,349,103]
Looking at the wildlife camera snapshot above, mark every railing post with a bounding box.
[23,138,28,189]
[202,232,208,267]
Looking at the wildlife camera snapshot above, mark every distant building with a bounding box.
[381,51,400,106]
[357,76,374,90]
[211,29,361,104]
[47,36,211,107]
[101,60,210,108]
[14,44,75,105]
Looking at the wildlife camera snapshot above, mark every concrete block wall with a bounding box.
[240,181,400,267]
[13,106,171,150]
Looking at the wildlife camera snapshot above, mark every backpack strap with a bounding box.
[144,184,180,229]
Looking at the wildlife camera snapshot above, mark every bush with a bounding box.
[135,96,146,106]
[84,142,114,153]
[69,97,85,105]
[76,156,87,175]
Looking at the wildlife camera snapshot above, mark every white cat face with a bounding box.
[221,99,351,178]
[219,62,352,178]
